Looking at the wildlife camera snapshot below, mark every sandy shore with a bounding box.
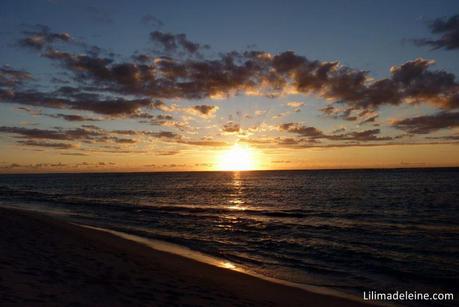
[0,207,369,306]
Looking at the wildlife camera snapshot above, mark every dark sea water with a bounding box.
[0,169,458,305]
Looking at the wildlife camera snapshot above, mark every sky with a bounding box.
[0,0,459,173]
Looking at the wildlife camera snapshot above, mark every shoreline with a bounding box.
[0,206,371,306]
[78,223,361,300]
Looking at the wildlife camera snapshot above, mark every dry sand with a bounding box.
[0,207,370,306]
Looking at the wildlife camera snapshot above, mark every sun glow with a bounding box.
[216,144,256,171]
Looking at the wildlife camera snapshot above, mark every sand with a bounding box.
[0,207,370,306]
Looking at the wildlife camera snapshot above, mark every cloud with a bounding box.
[279,122,392,141]
[157,150,179,156]
[0,162,68,170]
[320,105,379,125]
[0,65,32,87]
[46,113,99,121]
[0,87,153,116]
[222,121,240,133]
[150,31,207,54]
[272,111,290,119]
[152,100,175,112]
[287,101,304,108]
[3,25,458,152]
[414,14,459,50]
[359,115,378,125]
[19,24,72,50]
[145,130,179,139]
[178,140,227,147]
[426,135,459,141]
[0,125,137,149]
[185,105,219,117]
[279,123,325,138]
[136,114,176,127]
[21,27,458,112]
[0,126,103,141]
[141,14,164,28]
[60,152,88,156]
[0,124,235,152]
[0,161,125,171]
[242,137,456,149]
[16,140,76,149]
[320,106,357,121]
[271,160,291,164]
[329,129,392,141]
[392,111,459,134]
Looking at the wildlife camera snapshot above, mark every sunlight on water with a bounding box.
[220,261,237,270]
[1,169,458,302]
[227,204,248,211]
[227,172,248,211]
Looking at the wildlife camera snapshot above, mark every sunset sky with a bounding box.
[1,0,459,172]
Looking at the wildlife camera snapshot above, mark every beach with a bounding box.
[0,207,368,306]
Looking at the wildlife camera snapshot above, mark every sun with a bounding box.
[216,144,255,171]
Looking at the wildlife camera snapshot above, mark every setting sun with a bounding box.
[216,144,255,171]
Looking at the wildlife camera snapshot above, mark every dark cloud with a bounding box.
[279,123,392,142]
[0,66,32,87]
[241,137,455,149]
[0,125,135,147]
[145,130,180,139]
[0,162,68,170]
[392,111,459,134]
[3,26,458,150]
[320,106,358,121]
[16,140,76,149]
[13,26,459,114]
[222,121,240,133]
[279,123,325,138]
[19,24,72,50]
[0,87,153,116]
[320,105,336,116]
[389,59,458,109]
[60,152,88,156]
[115,129,226,147]
[108,137,136,144]
[0,126,103,141]
[330,129,392,141]
[321,105,379,125]
[155,114,173,120]
[46,113,99,121]
[19,29,457,112]
[426,135,459,141]
[157,150,179,156]
[136,113,175,126]
[191,105,218,116]
[414,14,459,50]
[150,31,206,54]
[152,100,174,112]
[359,115,378,125]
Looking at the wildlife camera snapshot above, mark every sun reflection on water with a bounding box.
[227,171,248,211]
[220,261,237,270]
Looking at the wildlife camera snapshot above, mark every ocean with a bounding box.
[0,169,458,305]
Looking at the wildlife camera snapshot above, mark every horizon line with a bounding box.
[1,165,459,176]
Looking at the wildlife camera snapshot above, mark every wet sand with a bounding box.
[0,207,370,306]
